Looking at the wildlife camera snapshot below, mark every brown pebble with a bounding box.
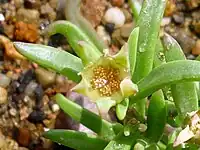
[0,35,25,60]
[24,0,41,9]
[14,21,38,43]
[164,0,176,17]
[17,128,31,147]
[111,0,124,7]
[192,40,200,55]
[0,87,7,104]
[192,21,200,35]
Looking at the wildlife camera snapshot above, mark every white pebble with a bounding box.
[9,108,17,117]
[96,26,111,46]
[52,104,60,112]
[0,14,5,21]
[104,7,125,28]
[161,17,171,27]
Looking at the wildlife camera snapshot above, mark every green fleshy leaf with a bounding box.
[43,129,108,150]
[130,60,200,102]
[46,20,102,65]
[128,27,139,77]
[64,0,107,51]
[162,33,198,117]
[147,90,166,142]
[131,0,167,119]
[128,0,141,21]
[55,93,123,140]
[133,0,167,81]
[77,41,102,65]
[14,42,83,82]
[116,98,129,120]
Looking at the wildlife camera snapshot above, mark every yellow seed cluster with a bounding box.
[91,65,121,96]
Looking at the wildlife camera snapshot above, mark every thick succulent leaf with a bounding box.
[147,90,166,142]
[130,60,200,102]
[46,20,102,65]
[104,127,140,150]
[162,33,198,117]
[132,0,167,81]
[131,0,167,119]
[43,129,108,150]
[64,0,107,51]
[14,42,83,82]
[128,27,139,77]
[128,0,141,20]
[55,93,123,140]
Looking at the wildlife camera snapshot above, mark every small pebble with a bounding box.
[192,40,200,55]
[24,81,38,96]
[164,0,176,17]
[28,110,46,123]
[14,0,24,9]
[0,49,3,61]
[49,0,58,9]
[19,106,29,120]
[121,8,132,23]
[192,21,200,35]
[51,104,60,112]
[105,23,115,34]
[40,3,56,20]
[19,147,29,150]
[0,0,8,4]
[185,0,200,10]
[0,132,5,148]
[0,87,7,104]
[172,12,184,24]
[9,108,17,116]
[172,28,196,54]
[161,17,171,26]
[23,95,31,103]
[104,7,125,28]
[14,21,39,43]
[0,14,5,22]
[186,54,196,60]
[112,28,126,46]
[34,84,44,106]
[120,23,134,38]
[0,73,11,88]
[35,67,56,88]
[111,0,124,7]
[16,8,40,24]
[19,69,35,85]
[96,25,111,46]
[24,0,41,9]
[3,138,19,150]
[17,128,31,147]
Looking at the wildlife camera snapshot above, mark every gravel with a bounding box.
[104,7,125,28]
[0,73,11,88]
